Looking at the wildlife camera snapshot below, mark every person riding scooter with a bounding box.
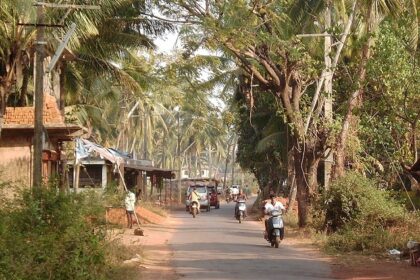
[234,189,248,218]
[263,194,285,240]
[188,186,201,213]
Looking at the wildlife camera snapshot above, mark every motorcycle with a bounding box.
[225,193,232,203]
[189,201,199,218]
[235,199,247,223]
[264,210,284,248]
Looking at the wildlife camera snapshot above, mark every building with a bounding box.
[70,138,175,195]
[0,93,80,186]
[181,165,221,179]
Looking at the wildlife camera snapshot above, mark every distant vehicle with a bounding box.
[185,185,210,212]
[206,185,220,209]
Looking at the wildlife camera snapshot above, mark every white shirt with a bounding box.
[125,191,136,211]
[264,201,285,214]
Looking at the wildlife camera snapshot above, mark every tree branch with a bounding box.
[139,12,200,24]
[224,41,270,86]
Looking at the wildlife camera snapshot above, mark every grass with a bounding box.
[106,241,144,280]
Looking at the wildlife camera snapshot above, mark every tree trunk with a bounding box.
[208,145,213,178]
[294,162,310,227]
[230,137,237,185]
[19,65,31,106]
[150,178,154,197]
[223,140,232,188]
[287,174,297,213]
[0,81,12,137]
[411,122,418,162]
[197,150,202,177]
[293,142,321,227]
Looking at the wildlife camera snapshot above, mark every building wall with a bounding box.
[0,135,62,186]
[0,136,32,185]
[180,167,210,179]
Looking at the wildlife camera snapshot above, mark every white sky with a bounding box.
[154,32,180,54]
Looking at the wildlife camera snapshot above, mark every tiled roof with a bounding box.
[4,94,63,125]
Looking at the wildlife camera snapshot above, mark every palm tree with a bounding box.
[334,0,403,177]
[0,0,36,134]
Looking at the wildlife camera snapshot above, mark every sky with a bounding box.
[155,32,180,54]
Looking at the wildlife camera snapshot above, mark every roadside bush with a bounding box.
[0,185,109,280]
[102,182,125,208]
[315,172,420,253]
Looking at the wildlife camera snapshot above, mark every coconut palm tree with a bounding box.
[334,0,403,177]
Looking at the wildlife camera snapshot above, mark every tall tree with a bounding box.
[156,0,340,226]
[333,0,403,177]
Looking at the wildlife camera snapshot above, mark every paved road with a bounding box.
[168,199,333,280]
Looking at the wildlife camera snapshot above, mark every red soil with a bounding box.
[106,206,165,226]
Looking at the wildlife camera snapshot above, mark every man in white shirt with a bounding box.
[264,194,286,214]
[125,190,136,229]
[263,194,285,239]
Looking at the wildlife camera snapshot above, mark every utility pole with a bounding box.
[33,4,46,189]
[297,1,356,189]
[323,0,333,190]
[222,142,230,189]
[177,109,182,203]
[31,2,100,190]
[143,109,148,200]
[230,137,237,185]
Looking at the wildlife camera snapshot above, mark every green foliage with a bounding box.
[102,182,126,208]
[234,86,288,192]
[316,172,420,253]
[0,186,109,280]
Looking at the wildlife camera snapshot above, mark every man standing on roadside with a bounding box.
[125,189,136,229]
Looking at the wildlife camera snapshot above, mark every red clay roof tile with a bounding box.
[4,94,64,125]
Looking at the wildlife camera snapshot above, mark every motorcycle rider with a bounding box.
[225,187,232,202]
[234,189,248,218]
[263,194,285,239]
[188,186,201,213]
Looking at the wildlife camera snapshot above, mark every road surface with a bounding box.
[167,199,333,280]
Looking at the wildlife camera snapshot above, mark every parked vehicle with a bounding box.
[264,210,284,248]
[190,200,199,218]
[185,185,210,212]
[207,185,220,209]
[235,199,247,223]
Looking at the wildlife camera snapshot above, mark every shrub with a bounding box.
[0,185,109,280]
[315,172,420,253]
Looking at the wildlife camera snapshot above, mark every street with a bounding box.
[167,199,333,280]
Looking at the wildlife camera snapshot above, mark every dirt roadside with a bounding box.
[109,206,179,280]
[331,253,420,280]
[283,227,420,280]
